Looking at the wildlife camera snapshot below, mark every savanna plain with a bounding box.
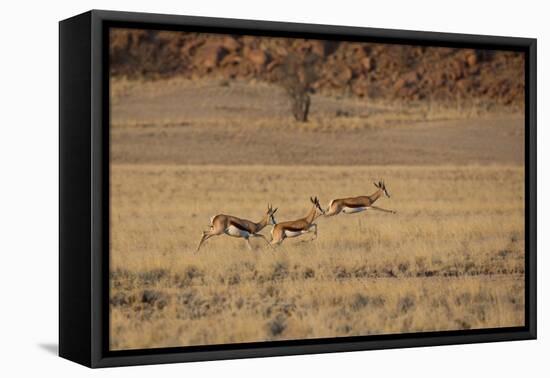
[109,79,525,350]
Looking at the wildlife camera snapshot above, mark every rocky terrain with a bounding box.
[110,28,525,106]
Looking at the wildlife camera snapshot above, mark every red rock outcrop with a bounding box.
[110,29,525,105]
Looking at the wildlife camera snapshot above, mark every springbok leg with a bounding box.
[370,205,396,214]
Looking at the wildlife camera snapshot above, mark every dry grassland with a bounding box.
[110,164,525,350]
[109,78,525,350]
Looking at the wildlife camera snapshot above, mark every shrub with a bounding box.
[276,52,319,122]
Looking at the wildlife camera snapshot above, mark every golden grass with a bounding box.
[109,164,525,350]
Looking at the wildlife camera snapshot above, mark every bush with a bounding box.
[276,52,319,122]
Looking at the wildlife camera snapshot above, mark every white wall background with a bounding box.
[0,0,546,375]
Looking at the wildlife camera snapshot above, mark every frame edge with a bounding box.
[59,11,93,368]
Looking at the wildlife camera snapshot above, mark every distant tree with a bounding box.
[276,52,319,122]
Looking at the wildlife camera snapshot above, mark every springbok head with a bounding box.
[374,181,391,198]
[310,196,325,215]
[266,204,278,225]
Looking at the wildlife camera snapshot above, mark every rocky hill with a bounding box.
[110,29,525,106]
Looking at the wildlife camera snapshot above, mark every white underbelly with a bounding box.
[284,230,308,238]
[225,225,250,238]
[343,206,369,214]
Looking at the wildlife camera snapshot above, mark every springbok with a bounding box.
[270,197,325,245]
[324,181,396,217]
[196,205,278,252]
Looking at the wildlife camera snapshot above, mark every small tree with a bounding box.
[277,52,319,122]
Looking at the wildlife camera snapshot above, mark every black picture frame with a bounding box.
[59,9,537,368]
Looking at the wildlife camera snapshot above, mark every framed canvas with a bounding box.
[59,10,537,368]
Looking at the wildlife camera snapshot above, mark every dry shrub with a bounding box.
[276,52,319,122]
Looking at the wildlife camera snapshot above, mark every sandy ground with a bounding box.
[110,79,524,166]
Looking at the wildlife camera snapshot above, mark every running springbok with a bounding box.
[196,205,278,252]
[324,181,396,217]
[270,197,324,245]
